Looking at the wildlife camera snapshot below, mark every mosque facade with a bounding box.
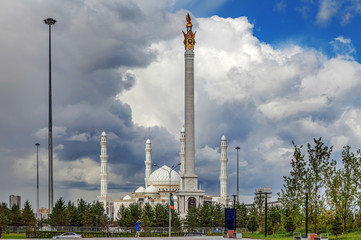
[98,14,231,219]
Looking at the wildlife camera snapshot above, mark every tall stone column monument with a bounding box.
[178,13,205,217]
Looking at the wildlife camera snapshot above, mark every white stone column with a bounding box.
[184,48,196,178]
[220,135,228,198]
[179,127,185,175]
[144,138,152,187]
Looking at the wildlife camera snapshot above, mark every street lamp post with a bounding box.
[235,147,240,203]
[154,163,181,238]
[95,215,98,232]
[44,17,56,213]
[255,189,271,237]
[35,143,40,219]
[264,192,271,237]
[304,187,309,238]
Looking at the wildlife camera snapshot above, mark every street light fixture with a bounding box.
[235,147,240,203]
[304,186,309,238]
[264,191,271,237]
[44,17,56,213]
[255,189,272,237]
[153,163,181,237]
[35,143,40,219]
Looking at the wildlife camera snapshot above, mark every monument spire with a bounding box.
[178,13,205,217]
[182,13,197,182]
[183,13,196,50]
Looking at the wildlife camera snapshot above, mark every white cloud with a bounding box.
[315,0,361,26]
[316,0,340,25]
[67,132,91,142]
[56,157,100,185]
[329,36,356,59]
[33,126,67,139]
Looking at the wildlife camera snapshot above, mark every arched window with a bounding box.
[188,197,196,209]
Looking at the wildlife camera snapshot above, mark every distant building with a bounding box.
[244,187,281,209]
[38,207,50,219]
[9,195,21,208]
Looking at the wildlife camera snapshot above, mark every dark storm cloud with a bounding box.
[0,0,183,205]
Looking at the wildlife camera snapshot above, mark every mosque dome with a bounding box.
[101,131,106,137]
[181,126,185,133]
[123,195,131,200]
[146,138,151,144]
[135,186,145,193]
[221,135,226,141]
[148,165,180,186]
[145,185,159,194]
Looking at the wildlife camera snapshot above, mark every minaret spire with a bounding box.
[97,130,112,216]
[220,135,228,199]
[145,138,152,187]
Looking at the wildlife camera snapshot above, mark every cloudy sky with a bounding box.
[1,0,361,210]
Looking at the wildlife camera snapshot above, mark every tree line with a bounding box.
[278,137,361,237]
[2,137,360,237]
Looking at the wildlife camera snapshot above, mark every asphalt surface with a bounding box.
[7,237,262,240]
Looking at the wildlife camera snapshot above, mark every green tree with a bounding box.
[154,204,167,227]
[198,204,211,227]
[210,203,224,228]
[278,141,306,225]
[49,198,67,226]
[117,204,131,227]
[247,215,258,233]
[0,203,11,227]
[129,203,142,227]
[306,137,333,233]
[91,201,106,228]
[339,146,360,232]
[254,193,264,229]
[10,204,22,226]
[268,206,282,232]
[185,206,198,231]
[171,210,182,232]
[77,198,92,226]
[284,216,296,234]
[141,203,154,230]
[66,201,78,226]
[330,215,343,239]
[22,201,36,226]
[236,202,248,228]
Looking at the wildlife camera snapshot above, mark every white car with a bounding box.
[52,232,83,239]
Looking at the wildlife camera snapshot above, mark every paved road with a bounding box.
[8,237,262,240]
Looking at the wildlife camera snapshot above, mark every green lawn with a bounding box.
[242,231,361,240]
[1,233,26,239]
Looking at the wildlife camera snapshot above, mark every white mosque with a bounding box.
[97,14,231,219]
[97,130,231,219]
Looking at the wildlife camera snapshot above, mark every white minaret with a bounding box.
[97,130,111,216]
[144,138,152,187]
[179,126,185,176]
[220,135,228,199]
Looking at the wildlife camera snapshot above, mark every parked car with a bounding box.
[52,232,82,239]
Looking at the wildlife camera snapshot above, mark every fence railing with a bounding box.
[4,225,225,234]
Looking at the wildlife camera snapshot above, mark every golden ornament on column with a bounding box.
[183,13,196,50]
